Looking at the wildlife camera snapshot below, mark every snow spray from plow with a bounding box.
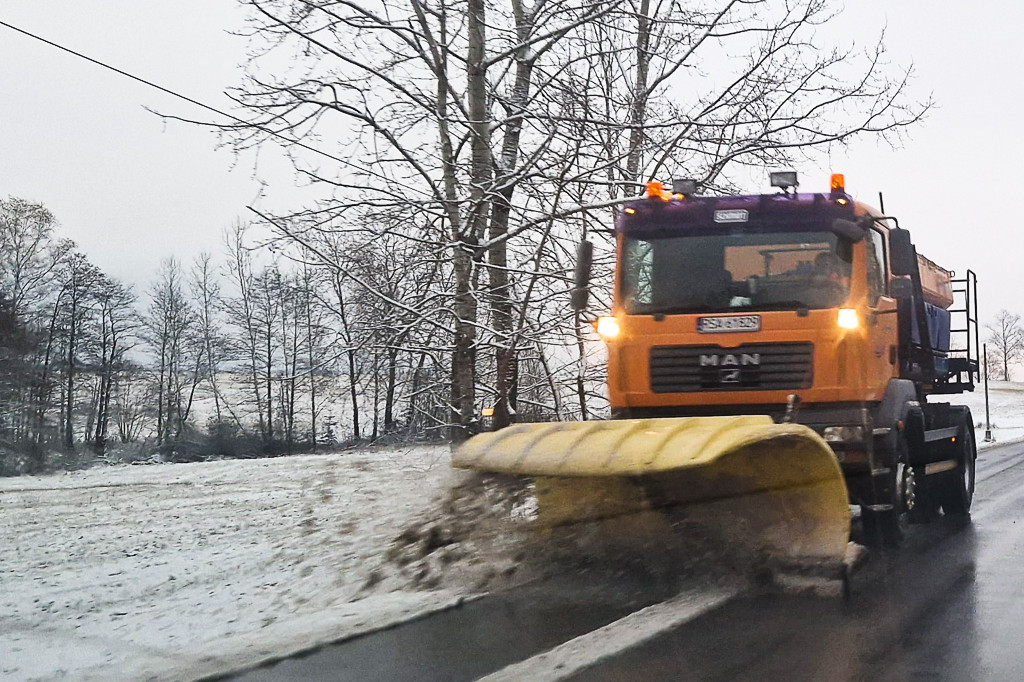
[453,416,851,572]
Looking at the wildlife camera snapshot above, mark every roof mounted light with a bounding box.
[672,179,698,197]
[645,181,671,201]
[770,171,799,192]
[830,173,845,194]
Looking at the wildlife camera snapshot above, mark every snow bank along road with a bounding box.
[0,446,473,681]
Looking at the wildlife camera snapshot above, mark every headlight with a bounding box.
[837,308,859,330]
[596,316,620,340]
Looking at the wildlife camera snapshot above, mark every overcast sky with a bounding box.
[1,1,291,290]
[0,1,1021,330]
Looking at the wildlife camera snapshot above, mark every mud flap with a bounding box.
[454,416,850,569]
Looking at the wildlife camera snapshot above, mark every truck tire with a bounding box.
[939,411,976,516]
[909,466,941,523]
[862,435,915,547]
[905,406,940,524]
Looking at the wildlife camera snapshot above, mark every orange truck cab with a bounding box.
[581,173,980,543]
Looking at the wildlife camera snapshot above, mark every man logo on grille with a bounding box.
[699,353,761,367]
[720,369,741,383]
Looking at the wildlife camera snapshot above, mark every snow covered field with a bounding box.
[3,383,1023,682]
[946,381,1024,448]
[0,446,492,681]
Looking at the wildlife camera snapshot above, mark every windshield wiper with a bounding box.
[746,300,813,311]
[632,304,716,315]
[631,300,820,315]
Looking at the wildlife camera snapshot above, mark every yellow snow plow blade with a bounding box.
[454,416,850,566]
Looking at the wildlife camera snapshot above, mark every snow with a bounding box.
[944,381,1024,448]
[0,446,486,681]
[3,383,1024,681]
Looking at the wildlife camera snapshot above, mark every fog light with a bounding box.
[596,316,620,340]
[837,308,859,330]
[823,425,865,443]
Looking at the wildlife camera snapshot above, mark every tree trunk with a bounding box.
[63,295,77,452]
[451,0,489,442]
[157,330,169,445]
[450,246,478,441]
[96,340,115,456]
[488,0,536,430]
[347,348,360,441]
[372,350,380,441]
[306,287,317,451]
[384,346,398,432]
[624,0,652,186]
[265,317,273,442]
[574,309,589,420]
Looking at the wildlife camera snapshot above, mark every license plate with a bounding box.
[713,209,749,223]
[697,315,761,333]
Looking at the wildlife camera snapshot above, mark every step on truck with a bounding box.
[454,172,980,571]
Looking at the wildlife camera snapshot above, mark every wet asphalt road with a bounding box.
[574,438,1024,681]
[227,570,682,682]
[228,439,1024,681]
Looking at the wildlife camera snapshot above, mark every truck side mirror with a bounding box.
[890,276,914,300]
[831,218,865,243]
[570,240,594,311]
[888,228,917,277]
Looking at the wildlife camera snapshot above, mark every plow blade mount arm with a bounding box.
[454,416,850,568]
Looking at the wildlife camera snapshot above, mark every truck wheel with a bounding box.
[909,467,941,523]
[862,443,915,547]
[939,415,975,516]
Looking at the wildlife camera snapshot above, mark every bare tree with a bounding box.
[54,253,104,453]
[0,197,71,323]
[0,292,33,443]
[144,258,196,445]
[0,198,77,455]
[986,310,1024,382]
[115,369,148,444]
[0,199,144,469]
[984,344,1001,382]
[204,0,930,439]
[325,263,368,441]
[224,225,275,441]
[88,277,138,455]
[190,253,233,428]
[297,263,333,449]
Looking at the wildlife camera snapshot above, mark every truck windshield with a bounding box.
[621,230,851,314]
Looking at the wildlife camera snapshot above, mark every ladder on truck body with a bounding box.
[932,269,980,394]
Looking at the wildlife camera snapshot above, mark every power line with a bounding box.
[0,18,352,168]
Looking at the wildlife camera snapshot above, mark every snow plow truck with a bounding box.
[454,172,979,574]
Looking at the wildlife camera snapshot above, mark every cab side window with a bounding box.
[623,239,654,306]
[866,228,887,306]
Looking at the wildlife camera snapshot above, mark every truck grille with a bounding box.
[649,342,814,393]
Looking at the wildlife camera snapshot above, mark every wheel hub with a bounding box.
[896,461,916,513]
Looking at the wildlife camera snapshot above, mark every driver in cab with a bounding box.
[813,251,850,288]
